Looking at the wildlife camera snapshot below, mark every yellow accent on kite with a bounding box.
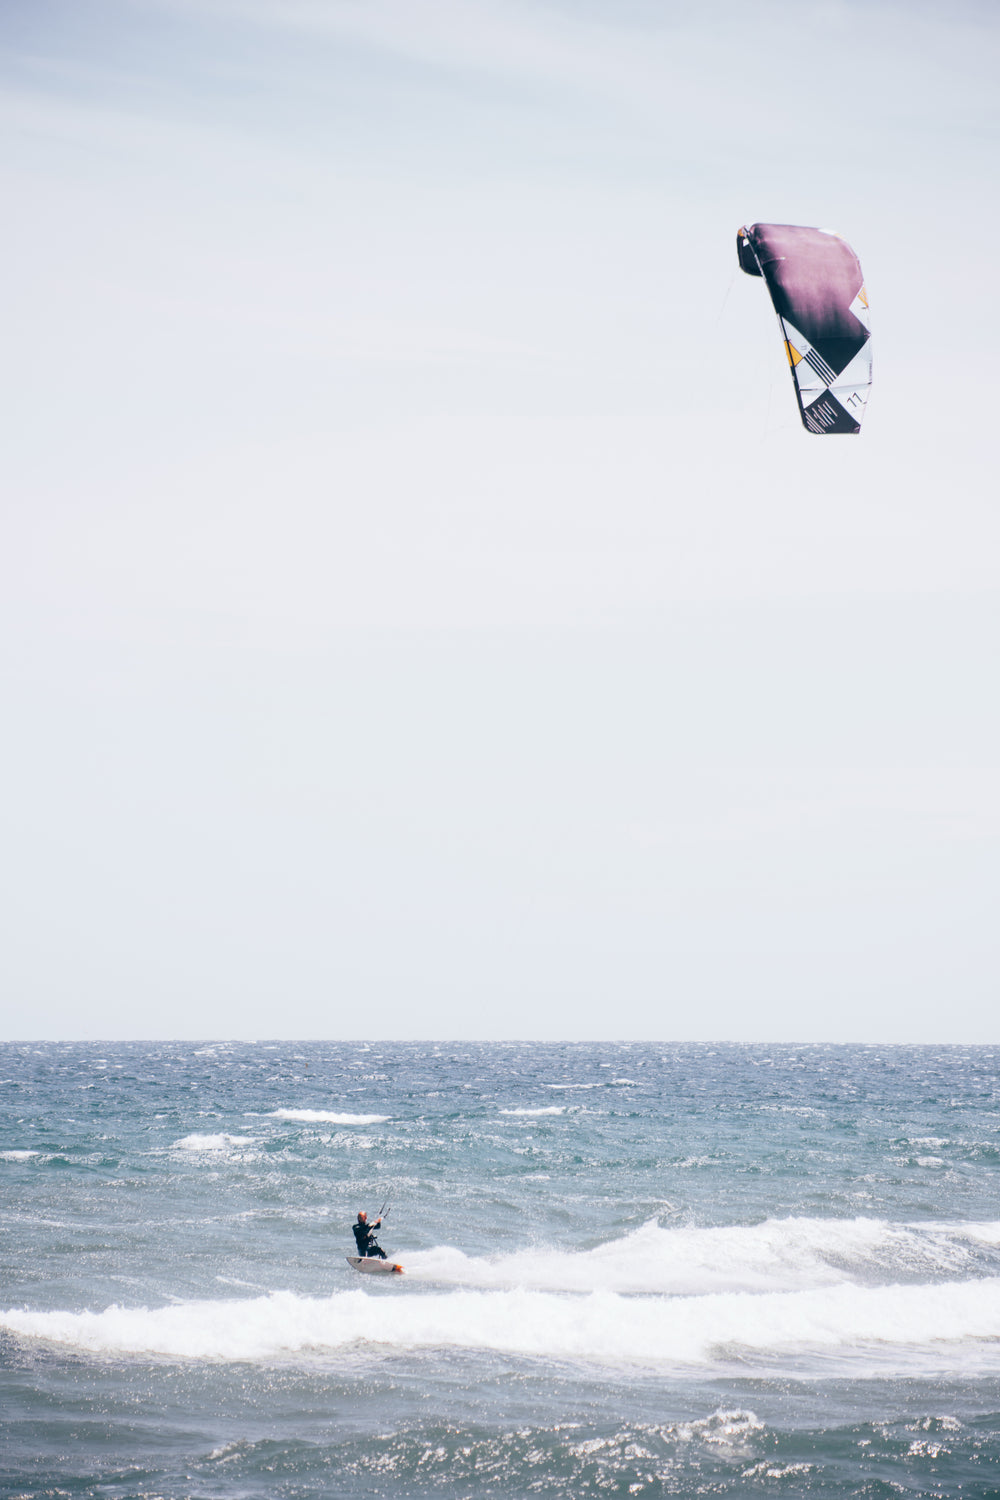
[858,286,869,309]
[785,340,803,367]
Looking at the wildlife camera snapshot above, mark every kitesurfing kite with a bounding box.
[737,223,872,434]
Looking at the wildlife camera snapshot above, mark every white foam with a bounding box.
[500,1107,565,1117]
[269,1109,388,1125]
[172,1134,255,1152]
[953,1221,1000,1246]
[0,1150,39,1161]
[6,1277,1000,1374]
[404,1217,1000,1296]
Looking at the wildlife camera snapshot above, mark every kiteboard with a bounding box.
[346,1255,404,1275]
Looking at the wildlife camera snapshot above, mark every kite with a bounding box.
[738,223,872,434]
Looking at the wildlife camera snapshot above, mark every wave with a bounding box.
[5,1277,1000,1374]
[404,1217,1000,1296]
[172,1134,256,1152]
[269,1109,389,1125]
[500,1106,565,1117]
[0,1149,39,1161]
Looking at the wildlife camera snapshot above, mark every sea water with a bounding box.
[3,1041,1000,1497]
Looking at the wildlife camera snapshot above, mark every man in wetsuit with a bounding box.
[352,1210,387,1259]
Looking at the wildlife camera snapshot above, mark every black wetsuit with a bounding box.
[352,1218,387,1259]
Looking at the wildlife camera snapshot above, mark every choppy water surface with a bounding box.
[3,1040,1000,1496]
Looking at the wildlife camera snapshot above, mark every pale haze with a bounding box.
[2,0,998,1042]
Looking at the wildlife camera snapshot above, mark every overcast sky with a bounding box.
[2,0,998,1042]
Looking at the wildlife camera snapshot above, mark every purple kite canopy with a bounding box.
[738,223,872,434]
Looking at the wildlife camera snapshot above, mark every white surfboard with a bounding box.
[346,1255,404,1275]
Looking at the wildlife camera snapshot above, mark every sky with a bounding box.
[1,0,998,1042]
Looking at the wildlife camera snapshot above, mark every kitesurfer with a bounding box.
[352,1210,387,1259]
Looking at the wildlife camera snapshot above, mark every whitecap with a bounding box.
[676,1409,765,1448]
[206,1440,252,1463]
[0,1149,39,1162]
[269,1109,389,1125]
[500,1107,565,1117]
[172,1134,255,1152]
[744,1461,814,1479]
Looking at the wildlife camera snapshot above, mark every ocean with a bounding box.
[3,1040,1000,1497]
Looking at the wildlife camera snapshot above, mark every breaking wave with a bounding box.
[5,1277,1000,1376]
[404,1216,1000,1296]
[5,1217,1000,1377]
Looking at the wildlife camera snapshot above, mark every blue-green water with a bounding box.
[3,1040,1000,1496]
